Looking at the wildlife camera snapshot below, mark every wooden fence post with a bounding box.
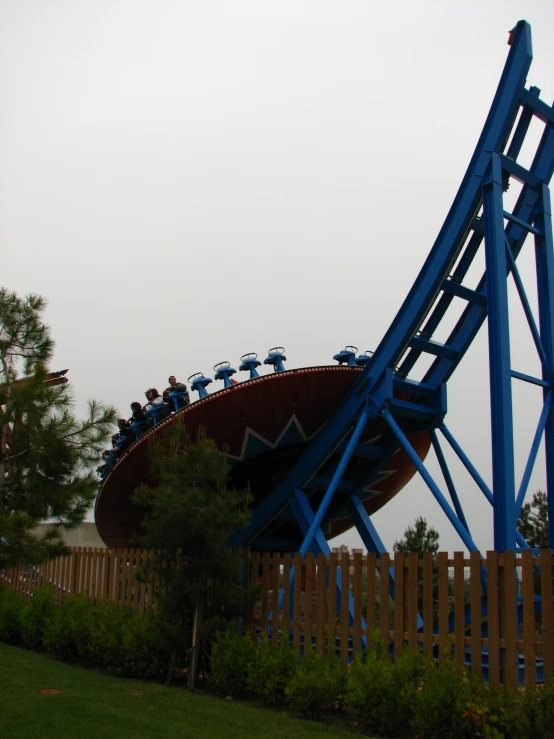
[540,549,554,684]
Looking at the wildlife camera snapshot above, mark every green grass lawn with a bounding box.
[0,643,359,738]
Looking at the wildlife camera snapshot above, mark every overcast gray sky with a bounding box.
[2,1,553,553]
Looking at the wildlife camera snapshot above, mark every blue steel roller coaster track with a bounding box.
[231,19,554,558]
[96,21,554,564]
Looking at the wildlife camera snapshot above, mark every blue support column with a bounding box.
[534,184,554,548]
[482,153,516,552]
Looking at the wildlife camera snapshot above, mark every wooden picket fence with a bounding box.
[0,548,154,613]
[243,549,554,687]
[1,547,553,686]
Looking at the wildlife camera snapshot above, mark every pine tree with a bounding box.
[0,288,116,568]
[393,516,440,557]
[394,516,440,616]
[517,490,549,549]
[133,416,252,687]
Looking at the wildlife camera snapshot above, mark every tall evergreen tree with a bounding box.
[393,516,440,557]
[0,288,116,568]
[517,490,549,549]
[394,516,441,615]
[133,416,252,687]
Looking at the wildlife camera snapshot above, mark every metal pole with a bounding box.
[482,153,516,552]
[534,184,554,548]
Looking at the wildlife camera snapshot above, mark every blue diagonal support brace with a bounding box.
[298,408,370,557]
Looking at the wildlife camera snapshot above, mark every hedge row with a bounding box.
[2,586,553,737]
[209,631,554,739]
[0,585,169,680]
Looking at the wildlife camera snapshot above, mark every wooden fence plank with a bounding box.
[379,554,390,644]
[72,548,81,595]
[248,550,260,637]
[83,547,91,595]
[487,552,500,687]
[306,552,314,651]
[422,552,434,657]
[316,553,326,655]
[282,553,291,643]
[52,557,60,601]
[126,549,135,608]
[90,548,99,602]
[292,553,302,651]
[353,552,363,656]
[328,553,337,656]
[340,553,349,668]
[502,551,518,689]
[521,550,536,686]
[110,549,119,604]
[407,552,418,651]
[454,552,465,666]
[272,552,281,646]
[470,551,482,678]
[540,549,554,684]
[261,551,270,633]
[366,553,376,636]
[437,552,449,656]
[393,552,404,658]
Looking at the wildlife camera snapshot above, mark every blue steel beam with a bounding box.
[483,153,517,552]
[439,423,531,551]
[383,410,480,552]
[534,185,554,548]
[515,392,552,517]
[504,235,549,369]
[430,430,471,533]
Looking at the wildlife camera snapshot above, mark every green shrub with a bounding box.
[19,585,56,651]
[208,630,257,696]
[43,594,168,680]
[286,647,346,720]
[414,651,475,738]
[43,592,97,662]
[497,679,554,739]
[246,634,299,704]
[0,587,25,645]
[346,636,422,737]
[85,599,127,671]
[120,606,167,680]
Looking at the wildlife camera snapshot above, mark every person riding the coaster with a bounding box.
[163,375,190,411]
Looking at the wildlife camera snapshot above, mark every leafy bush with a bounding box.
[414,651,474,738]
[208,630,257,696]
[0,587,25,645]
[498,679,554,739]
[44,595,168,679]
[346,635,422,737]
[43,592,97,662]
[19,585,56,651]
[286,647,346,719]
[120,606,167,680]
[246,634,299,704]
